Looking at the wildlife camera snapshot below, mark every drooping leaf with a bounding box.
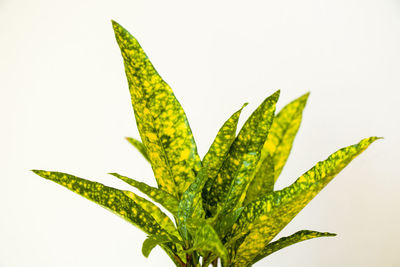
[109,173,179,216]
[177,166,208,240]
[252,230,336,264]
[112,21,202,198]
[263,92,310,181]
[202,103,247,194]
[32,170,167,236]
[185,223,228,263]
[142,234,184,258]
[244,154,275,204]
[231,136,380,265]
[126,137,150,162]
[205,91,280,215]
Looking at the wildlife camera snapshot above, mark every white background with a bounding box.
[1,0,399,266]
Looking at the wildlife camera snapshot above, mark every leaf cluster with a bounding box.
[32,21,380,267]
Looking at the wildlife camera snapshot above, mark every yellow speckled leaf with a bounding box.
[126,137,150,163]
[123,190,179,239]
[109,173,179,216]
[252,230,336,265]
[205,91,279,215]
[244,153,274,204]
[263,92,309,181]
[232,137,380,265]
[112,21,202,198]
[32,170,168,236]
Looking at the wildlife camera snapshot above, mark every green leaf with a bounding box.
[252,230,336,264]
[32,170,167,236]
[264,92,309,181]
[231,136,380,265]
[214,207,244,238]
[186,223,228,263]
[142,234,178,258]
[244,153,274,204]
[109,173,179,216]
[112,20,202,198]
[202,103,247,194]
[126,137,150,162]
[122,190,179,239]
[205,91,280,215]
[177,166,208,240]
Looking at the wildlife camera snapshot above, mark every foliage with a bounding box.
[32,20,380,266]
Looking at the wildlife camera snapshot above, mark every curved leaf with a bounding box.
[109,173,179,216]
[142,234,183,258]
[252,230,336,264]
[32,170,167,236]
[205,91,280,215]
[232,137,380,265]
[126,137,150,162]
[112,21,202,198]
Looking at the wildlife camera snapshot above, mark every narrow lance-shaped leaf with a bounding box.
[112,21,202,198]
[206,91,280,215]
[244,92,309,204]
[32,170,168,236]
[232,137,380,265]
[109,173,179,216]
[244,154,274,204]
[126,137,150,162]
[177,166,208,240]
[252,230,336,264]
[264,92,309,181]
[142,235,180,258]
[202,103,247,213]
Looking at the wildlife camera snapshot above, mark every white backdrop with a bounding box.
[1,0,399,266]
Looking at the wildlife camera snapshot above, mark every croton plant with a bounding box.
[32,21,379,266]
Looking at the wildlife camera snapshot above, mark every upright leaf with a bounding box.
[32,170,167,236]
[177,166,208,240]
[205,91,280,215]
[252,230,336,264]
[112,21,202,198]
[232,137,380,265]
[263,92,309,181]
[109,173,179,216]
[126,137,150,162]
[244,154,274,204]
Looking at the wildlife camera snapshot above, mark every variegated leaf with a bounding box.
[185,223,228,263]
[109,173,179,216]
[232,137,379,265]
[177,166,208,240]
[214,207,244,238]
[32,170,167,236]
[112,21,202,198]
[244,153,274,204]
[126,137,150,162]
[123,191,179,239]
[202,103,247,194]
[263,92,309,181]
[142,234,184,258]
[252,230,336,264]
[205,91,279,215]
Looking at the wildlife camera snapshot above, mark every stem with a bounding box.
[174,254,186,267]
[212,258,218,267]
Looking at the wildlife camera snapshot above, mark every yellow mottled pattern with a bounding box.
[32,170,167,237]
[205,91,279,214]
[112,21,202,198]
[232,137,379,265]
